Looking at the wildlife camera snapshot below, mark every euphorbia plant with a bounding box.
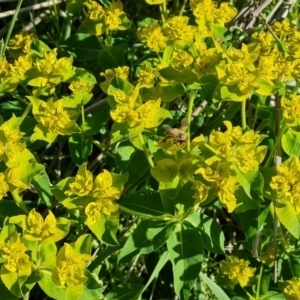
[0,0,300,299]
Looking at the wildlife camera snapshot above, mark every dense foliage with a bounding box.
[1,0,300,299]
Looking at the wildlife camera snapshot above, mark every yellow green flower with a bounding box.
[65,163,93,197]
[86,0,105,20]
[137,24,167,52]
[7,31,36,58]
[137,64,156,88]
[0,115,26,164]
[173,49,194,69]
[0,233,32,275]
[110,106,141,127]
[163,16,195,43]
[100,66,129,93]
[28,96,79,142]
[10,209,70,243]
[93,170,121,200]
[283,277,300,300]
[215,176,239,212]
[282,96,300,127]
[85,199,119,225]
[220,256,256,287]
[0,173,9,199]
[270,156,300,214]
[69,80,94,94]
[192,181,208,205]
[52,243,92,287]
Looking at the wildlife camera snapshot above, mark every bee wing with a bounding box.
[163,124,172,131]
[181,118,187,127]
[180,118,188,131]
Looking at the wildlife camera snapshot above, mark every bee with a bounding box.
[162,118,187,146]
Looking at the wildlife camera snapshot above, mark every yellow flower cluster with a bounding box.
[271,156,300,214]
[220,256,256,287]
[64,164,124,225]
[283,277,300,300]
[0,234,32,275]
[52,243,92,287]
[84,0,129,35]
[193,121,267,212]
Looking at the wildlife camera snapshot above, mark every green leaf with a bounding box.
[235,206,270,251]
[143,251,170,291]
[213,83,250,102]
[69,134,93,166]
[98,46,126,70]
[156,83,185,102]
[106,284,144,300]
[231,165,258,198]
[282,129,300,157]
[159,176,180,214]
[88,212,119,245]
[83,111,109,135]
[38,271,65,300]
[120,190,167,216]
[167,223,203,300]
[0,281,19,300]
[159,66,196,84]
[59,34,103,61]
[65,284,84,300]
[73,234,92,254]
[66,0,86,15]
[260,167,277,200]
[31,172,52,207]
[111,123,144,146]
[79,270,105,300]
[275,198,300,239]
[0,201,26,226]
[186,212,225,254]
[199,272,231,300]
[118,219,175,264]
[173,181,195,208]
[116,142,149,186]
[197,75,219,101]
[0,269,17,296]
[38,243,57,268]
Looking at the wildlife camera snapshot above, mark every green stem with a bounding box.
[263,128,283,167]
[0,0,24,58]
[18,103,32,125]
[11,191,29,213]
[241,100,247,129]
[23,292,29,300]
[138,133,155,168]
[255,264,263,299]
[241,287,255,300]
[159,3,166,25]
[187,90,196,151]
[120,205,173,221]
[92,140,115,159]
[179,0,188,16]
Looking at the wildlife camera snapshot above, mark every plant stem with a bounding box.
[18,103,32,125]
[159,3,166,25]
[23,292,29,300]
[241,99,247,129]
[92,140,115,159]
[119,205,173,221]
[138,133,155,168]
[273,94,282,283]
[11,191,29,213]
[255,264,263,299]
[187,90,196,151]
[0,0,24,58]
[179,0,188,16]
